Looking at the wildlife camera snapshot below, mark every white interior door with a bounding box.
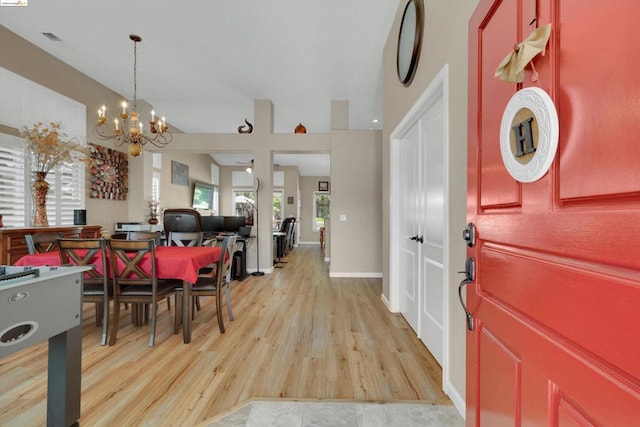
[419,95,445,366]
[397,90,446,367]
[398,124,420,333]
[390,66,451,400]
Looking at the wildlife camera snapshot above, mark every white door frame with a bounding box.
[389,63,450,387]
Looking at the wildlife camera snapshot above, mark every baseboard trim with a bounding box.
[329,272,383,278]
[381,293,395,312]
[444,379,465,420]
[246,267,273,275]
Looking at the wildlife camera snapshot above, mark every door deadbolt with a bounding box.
[462,223,476,247]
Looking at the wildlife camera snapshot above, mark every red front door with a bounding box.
[467,0,640,425]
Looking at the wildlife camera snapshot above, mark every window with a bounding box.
[313,191,330,232]
[211,164,220,215]
[233,190,255,225]
[152,171,161,202]
[210,185,219,215]
[0,133,85,227]
[51,161,84,225]
[152,153,161,202]
[0,134,27,228]
[273,190,282,229]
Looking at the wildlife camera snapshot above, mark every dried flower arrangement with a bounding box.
[21,121,89,174]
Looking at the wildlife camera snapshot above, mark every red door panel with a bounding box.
[479,1,521,209]
[557,0,640,200]
[480,245,638,379]
[478,327,522,425]
[467,0,640,425]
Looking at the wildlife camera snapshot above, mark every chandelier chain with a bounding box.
[133,38,137,110]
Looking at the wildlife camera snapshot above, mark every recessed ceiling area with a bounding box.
[210,153,330,177]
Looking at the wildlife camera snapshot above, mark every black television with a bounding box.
[191,181,215,210]
[201,215,225,233]
[223,216,246,233]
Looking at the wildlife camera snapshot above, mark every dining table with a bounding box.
[15,245,222,344]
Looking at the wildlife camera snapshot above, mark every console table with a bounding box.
[0,225,102,265]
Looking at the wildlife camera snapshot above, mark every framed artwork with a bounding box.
[171,160,189,186]
[287,196,294,205]
[318,181,329,191]
[89,143,128,200]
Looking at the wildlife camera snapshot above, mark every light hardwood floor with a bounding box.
[0,245,450,426]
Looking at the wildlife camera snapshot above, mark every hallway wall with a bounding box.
[381,0,481,414]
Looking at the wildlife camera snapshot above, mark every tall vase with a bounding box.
[32,171,50,227]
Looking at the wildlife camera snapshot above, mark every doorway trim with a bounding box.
[389,63,454,402]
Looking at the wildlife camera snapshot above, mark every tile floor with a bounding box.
[208,401,464,427]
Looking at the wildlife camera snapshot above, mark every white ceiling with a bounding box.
[0,0,399,135]
[1,1,400,177]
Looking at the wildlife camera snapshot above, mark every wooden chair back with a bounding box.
[220,235,237,288]
[25,232,63,254]
[127,230,162,245]
[168,231,203,247]
[57,237,110,345]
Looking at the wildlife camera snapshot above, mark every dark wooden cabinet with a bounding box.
[0,225,102,265]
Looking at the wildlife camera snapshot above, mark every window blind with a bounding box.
[0,133,85,227]
[0,134,27,227]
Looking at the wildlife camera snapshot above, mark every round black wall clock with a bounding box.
[397,0,424,86]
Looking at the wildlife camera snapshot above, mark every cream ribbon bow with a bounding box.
[495,24,552,83]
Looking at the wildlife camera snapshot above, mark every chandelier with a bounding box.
[93,34,171,157]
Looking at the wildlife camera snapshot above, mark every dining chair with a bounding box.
[163,208,203,233]
[25,232,64,254]
[127,230,171,310]
[167,231,204,247]
[58,237,111,346]
[174,235,236,334]
[166,230,206,313]
[107,239,181,347]
[127,230,162,245]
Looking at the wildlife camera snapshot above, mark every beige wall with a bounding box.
[159,153,215,211]
[330,130,382,276]
[382,0,481,410]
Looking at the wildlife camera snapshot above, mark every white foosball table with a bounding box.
[0,265,90,427]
